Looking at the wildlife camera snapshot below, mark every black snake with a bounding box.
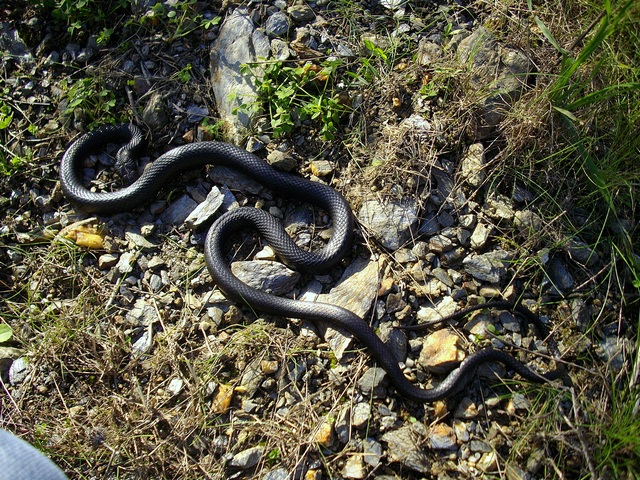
[60,124,562,402]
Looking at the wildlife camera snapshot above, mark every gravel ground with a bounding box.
[0,0,632,478]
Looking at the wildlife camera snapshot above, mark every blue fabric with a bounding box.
[0,429,68,480]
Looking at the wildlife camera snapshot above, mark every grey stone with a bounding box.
[267,150,297,172]
[160,194,198,225]
[9,357,30,385]
[381,426,430,473]
[231,260,300,295]
[416,39,443,66]
[185,186,225,228]
[428,234,453,253]
[565,237,597,266]
[362,438,382,467]
[131,329,152,358]
[418,213,439,236]
[457,27,532,135]
[116,251,137,275]
[341,455,365,479]
[460,143,486,187]
[265,12,290,38]
[514,210,542,232]
[126,299,157,326]
[167,377,184,396]
[98,253,119,270]
[287,5,315,23]
[358,367,388,398]
[186,105,209,123]
[470,222,492,249]
[463,253,507,283]
[544,257,574,295]
[209,165,265,195]
[352,403,372,429]
[428,423,457,450]
[228,446,264,469]
[210,8,271,141]
[358,199,418,251]
[0,22,33,64]
[264,468,289,480]
[315,257,380,359]
[271,38,291,61]
[141,92,168,130]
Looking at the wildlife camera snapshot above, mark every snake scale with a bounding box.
[60,124,561,402]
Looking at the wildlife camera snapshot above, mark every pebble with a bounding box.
[265,12,290,37]
[267,150,297,172]
[381,426,430,473]
[358,367,388,398]
[352,402,372,429]
[418,329,465,374]
[341,455,365,479]
[228,446,263,469]
[460,143,486,188]
[231,260,300,295]
[310,159,334,177]
[357,199,418,251]
[287,5,315,23]
[98,253,119,269]
[453,397,479,419]
[160,194,198,225]
[264,468,290,480]
[185,186,225,228]
[470,222,492,249]
[362,438,382,467]
[462,253,506,283]
[428,423,457,450]
[9,357,30,385]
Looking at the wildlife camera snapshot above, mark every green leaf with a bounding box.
[0,323,13,343]
[534,16,566,54]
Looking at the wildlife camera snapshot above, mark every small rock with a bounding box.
[211,384,234,414]
[98,253,119,269]
[463,253,506,284]
[231,260,300,295]
[342,455,365,479]
[167,377,184,396]
[453,397,479,419]
[460,143,486,187]
[514,210,542,232]
[131,329,152,358]
[186,105,209,123]
[310,159,334,177]
[228,446,263,469]
[362,438,382,467]
[416,296,457,324]
[418,329,465,374]
[544,257,574,295]
[314,418,334,448]
[265,12,290,37]
[381,426,430,473]
[428,234,453,253]
[160,194,198,225]
[470,222,492,249]
[565,237,597,266]
[469,440,492,453]
[287,5,315,23]
[477,450,499,472]
[428,423,457,450]
[267,150,297,172]
[9,357,30,385]
[358,367,388,398]
[141,91,168,130]
[358,199,418,251]
[352,402,372,429]
[185,186,225,228]
[264,468,289,480]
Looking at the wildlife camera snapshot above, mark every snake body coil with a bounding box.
[60,124,557,402]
